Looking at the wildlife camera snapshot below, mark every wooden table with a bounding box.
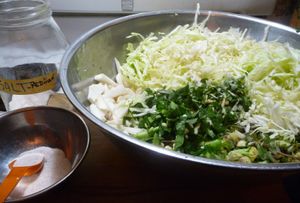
[12,95,300,203]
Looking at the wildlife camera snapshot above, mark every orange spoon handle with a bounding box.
[0,168,26,203]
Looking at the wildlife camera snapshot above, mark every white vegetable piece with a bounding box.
[102,97,116,112]
[104,85,133,99]
[94,95,109,111]
[90,104,106,121]
[111,104,128,125]
[94,73,117,86]
[87,84,105,103]
[89,73,138,127]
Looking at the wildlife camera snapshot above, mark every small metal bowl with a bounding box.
[0,106,90,202]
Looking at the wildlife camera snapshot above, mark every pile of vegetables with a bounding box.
[89,11,300,163]
[124,78,253,161]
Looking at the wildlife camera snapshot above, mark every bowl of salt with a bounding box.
[0,106,90,202]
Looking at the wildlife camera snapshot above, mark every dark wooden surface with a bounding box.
[21,108,297,203]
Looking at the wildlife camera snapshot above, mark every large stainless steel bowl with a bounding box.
[60,11,300,171]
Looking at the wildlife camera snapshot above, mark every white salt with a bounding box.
[9,146,72,198]
[13,153,44,167]
[8,90,54,111]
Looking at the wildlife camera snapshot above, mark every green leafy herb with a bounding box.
[124,77,251,159]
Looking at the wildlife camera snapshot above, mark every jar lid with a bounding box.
[0,0,52,29]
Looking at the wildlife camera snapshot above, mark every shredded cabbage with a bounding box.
[117,13,300,144]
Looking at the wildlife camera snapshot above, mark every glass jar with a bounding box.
[0,0,68,110]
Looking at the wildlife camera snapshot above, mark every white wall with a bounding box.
[48,0,277,16]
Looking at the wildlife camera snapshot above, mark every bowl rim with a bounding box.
[0,106,90,202]
[60,10,300,171]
